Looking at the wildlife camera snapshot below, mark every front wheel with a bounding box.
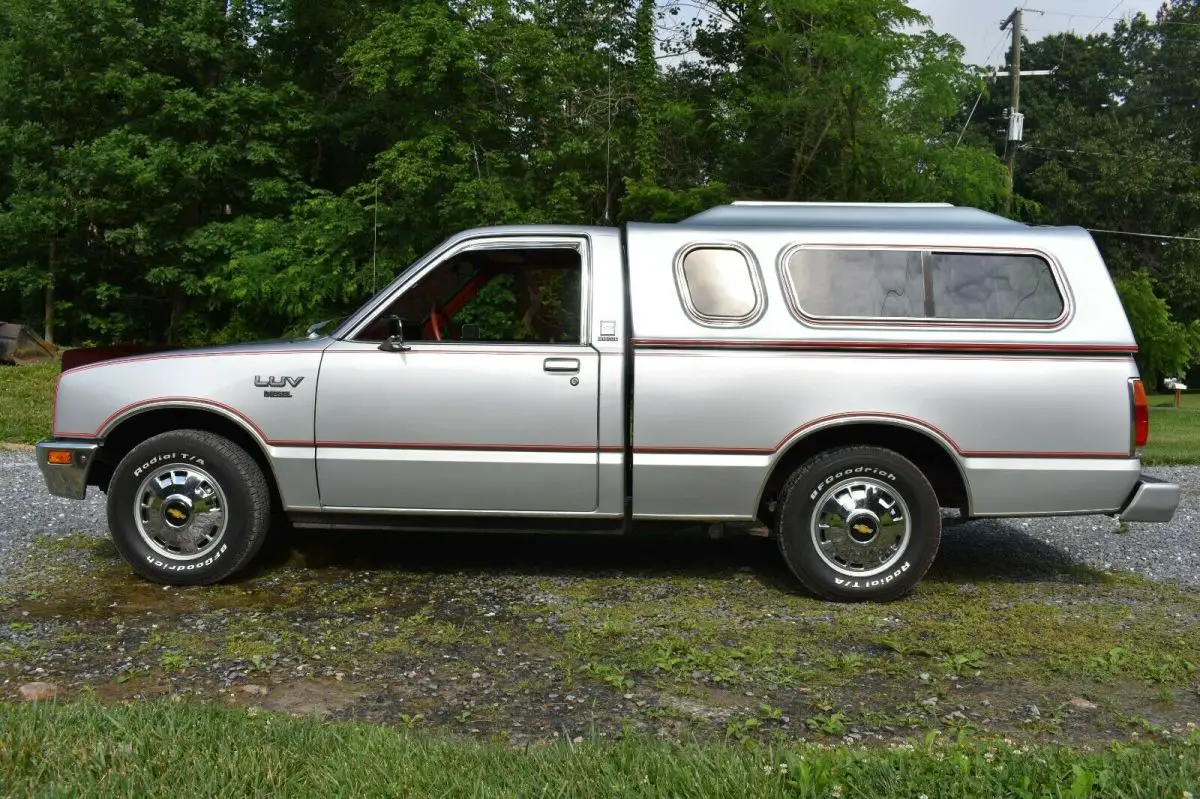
[775,446,941,602]
[106,429,272,585]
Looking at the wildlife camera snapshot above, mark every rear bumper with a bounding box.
[35,440,99,500]
[1118,475,1180,523]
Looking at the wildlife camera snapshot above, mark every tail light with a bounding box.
[1130,378,1149,451]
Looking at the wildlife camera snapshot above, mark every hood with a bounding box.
[60,336,331,372]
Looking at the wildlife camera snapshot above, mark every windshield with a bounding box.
[325,245,446,338]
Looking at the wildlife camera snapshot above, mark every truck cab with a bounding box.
[309,226,630,518]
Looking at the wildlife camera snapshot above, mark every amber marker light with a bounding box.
[1130,378,1149,451]
[46,450,73,465]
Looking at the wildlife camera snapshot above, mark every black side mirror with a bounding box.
[378,315,410,352]
[460,323,479,341]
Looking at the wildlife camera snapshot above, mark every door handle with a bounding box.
[543,358,580,374]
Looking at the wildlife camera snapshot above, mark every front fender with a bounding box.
[53,345,325,447]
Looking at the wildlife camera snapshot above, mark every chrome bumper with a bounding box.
[1118,475,1180,523]
[35,440,100,500]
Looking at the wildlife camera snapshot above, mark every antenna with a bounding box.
[602,4,614,225]
[372,180,379,294]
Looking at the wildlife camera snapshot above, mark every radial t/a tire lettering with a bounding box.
[105,429,272,586]
[775,445,941,602]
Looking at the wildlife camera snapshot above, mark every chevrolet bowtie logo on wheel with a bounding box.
[166,508,186,520]
[853,524,873,535]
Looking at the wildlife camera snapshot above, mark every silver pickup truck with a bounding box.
[36,201,1179,601]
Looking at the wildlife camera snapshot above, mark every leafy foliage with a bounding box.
[962,0,1200,378]
[1114,270,1200,389]
[0,0,1195,361]
[0,0,1009,345]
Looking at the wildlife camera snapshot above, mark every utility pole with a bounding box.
[1000,7,1023,214]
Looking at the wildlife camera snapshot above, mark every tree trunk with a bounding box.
[168,290,187,345]
[44,240,57,345]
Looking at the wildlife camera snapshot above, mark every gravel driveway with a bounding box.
[1,450,1198,586]
[0,450,108,576]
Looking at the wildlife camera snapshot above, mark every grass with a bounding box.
[1,700,1198,798]
[0,361,58,445]
[1144,391,1200,466]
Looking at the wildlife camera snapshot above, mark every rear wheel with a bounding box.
[106,429,272,585]
[775,445,941,602]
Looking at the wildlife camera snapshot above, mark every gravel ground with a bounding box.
[0,450,107,577]
[979,464,1200,588]
[0,450,1197,586]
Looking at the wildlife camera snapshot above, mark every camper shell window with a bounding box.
[780,246,1066,324]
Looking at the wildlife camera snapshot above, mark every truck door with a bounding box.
[313,236,601,513]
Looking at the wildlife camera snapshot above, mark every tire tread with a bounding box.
[775,445,941,602]
[106,429,271,585]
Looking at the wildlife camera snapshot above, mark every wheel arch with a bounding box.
[756,417,972,525]
[88,403,281,504]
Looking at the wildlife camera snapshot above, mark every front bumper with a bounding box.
[1118,475,1180,523]
[35,440,100,500]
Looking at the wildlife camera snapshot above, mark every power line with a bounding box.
[1087,228,1200,243]
[955,91,985,147]
[979,20,1010,65]
[1020,144,1196,165]
[1088,0,1124,36]
[1027,9,1200,28]
[954,22,1013,148]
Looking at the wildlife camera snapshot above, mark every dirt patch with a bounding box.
[246,678,369,718]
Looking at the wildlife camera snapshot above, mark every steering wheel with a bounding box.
[429,304,445,342]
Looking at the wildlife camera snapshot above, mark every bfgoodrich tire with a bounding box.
[775,446,941,602]
[105,429,272,585]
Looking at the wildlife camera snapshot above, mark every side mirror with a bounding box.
[378,315,410,352]
[460,323,479,341]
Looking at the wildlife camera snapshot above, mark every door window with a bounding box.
[355,245,584,343]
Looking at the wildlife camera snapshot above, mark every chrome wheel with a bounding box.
[134,465,228,561]
[810,477,911,578]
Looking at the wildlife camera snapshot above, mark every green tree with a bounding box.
[965,1,1200,342]
[1115,270,1200,389]
[0,0,1109,348]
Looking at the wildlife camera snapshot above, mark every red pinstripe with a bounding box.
[54,402,1130,460]
[632,411,1132,460]
[60,349,317,376]
[314,441,624,453]
[631,338,1137,354]
[55,397,274,441]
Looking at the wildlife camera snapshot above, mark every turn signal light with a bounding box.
[46,450,73,465]
[1131,379,1149,450]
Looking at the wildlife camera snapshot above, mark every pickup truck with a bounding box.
[36,201,1180,601]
